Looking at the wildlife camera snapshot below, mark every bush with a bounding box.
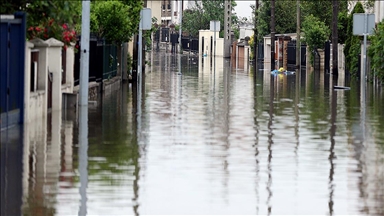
[344,2,365,77]
[368,21,384,84]
[302,15,330,64]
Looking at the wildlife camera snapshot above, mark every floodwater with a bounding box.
[1,51,384,215]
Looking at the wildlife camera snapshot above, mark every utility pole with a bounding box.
[79,0,90,106]
[254,0,259,62]
[224,0,232,58]
[296,0,300,69]
[332,0,339,75]
[178,0,183,53]
[270,0,275,70]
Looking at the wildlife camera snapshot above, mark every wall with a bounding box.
[239,27,254,40]
[198,30,224,57]
[147,1,162,24]
[375,1,384,23]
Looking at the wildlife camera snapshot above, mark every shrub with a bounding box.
[302,14,330,64]
[344,2,365,77]
[368,20,384,84]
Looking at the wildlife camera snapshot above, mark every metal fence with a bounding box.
[287,41,307,67]
[181,37,199,53]
[74,36,118,86]
[102,44,117,80]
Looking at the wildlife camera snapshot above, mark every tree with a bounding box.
[182,0,237,38]
[344,2,365,77]
[255,0,296,41]
[368,20,384,84]
[302,14,329,64]
[90,1,142,44]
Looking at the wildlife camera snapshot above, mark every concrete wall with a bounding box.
[45,38,64,111]
[25,38,75,123]
[25,39,49,123]
[198,30,224,57]
[147,1,162,24]
[62,42,75,93]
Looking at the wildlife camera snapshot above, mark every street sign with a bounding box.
[140,8,152,30]
[210,20,220,32]
[353,13,376,82]
[353,13,375,35]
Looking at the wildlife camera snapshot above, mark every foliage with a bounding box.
[302,15,329,51]
[255,0,297,41]
[126,51,133,75]
[368,21,384,84]
[0,1,81,49]
[302,14,329,65]
[90,0,142,44]
[344,2,364,77]
[337,11,349,44]
[144,17,159,50]
[182,0,237,38]
[249,34,255,60]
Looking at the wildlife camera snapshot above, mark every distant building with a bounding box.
[348,0,384,23]
[147,0,199,26]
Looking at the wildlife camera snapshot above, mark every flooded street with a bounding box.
[1,51,384,215]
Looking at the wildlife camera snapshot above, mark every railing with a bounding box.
[102,44,117,80]
[181,37,199,53]
[287,40,307,67]
[74,35,118,86]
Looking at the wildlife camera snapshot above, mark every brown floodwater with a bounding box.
[1,51,383,215]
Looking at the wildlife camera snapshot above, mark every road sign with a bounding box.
[353,13,375,36]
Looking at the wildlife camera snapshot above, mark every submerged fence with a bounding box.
[74,35,118,86]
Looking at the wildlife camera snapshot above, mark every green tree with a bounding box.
[302,14,329,64]
[344,2,365,77]
[182,0,237,38]
[255,0,296,41]
[368,20,384,84]
[90,1,142,44]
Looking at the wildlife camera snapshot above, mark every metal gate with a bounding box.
[0,12,26,129]
[324,41,331,73]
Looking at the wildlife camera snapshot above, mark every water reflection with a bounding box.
[0,50,383,215]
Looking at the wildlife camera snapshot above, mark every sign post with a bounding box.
[210,20,220,57]
[138,8,152,76]
[353,13,375,80]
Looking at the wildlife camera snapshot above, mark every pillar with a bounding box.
[45,38,64,111]
[29,38,49,119]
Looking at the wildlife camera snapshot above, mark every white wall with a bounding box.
[375,1,384,23]
[46,38,64,111]
[198,30,224,56]
[147,0,162,24]
[25,39,49,123]
[239,27,254,40]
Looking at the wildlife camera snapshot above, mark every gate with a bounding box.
[0,12,26,129]
[324,41,331,73]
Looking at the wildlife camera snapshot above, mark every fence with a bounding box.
[313,49,321,72]
[287,41,307,68]
[102,44,117,80]
[1,12,26,128]
[74,36,118,86]
[181,37,199,53]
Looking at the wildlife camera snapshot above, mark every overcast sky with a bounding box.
[234,1,254,20]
